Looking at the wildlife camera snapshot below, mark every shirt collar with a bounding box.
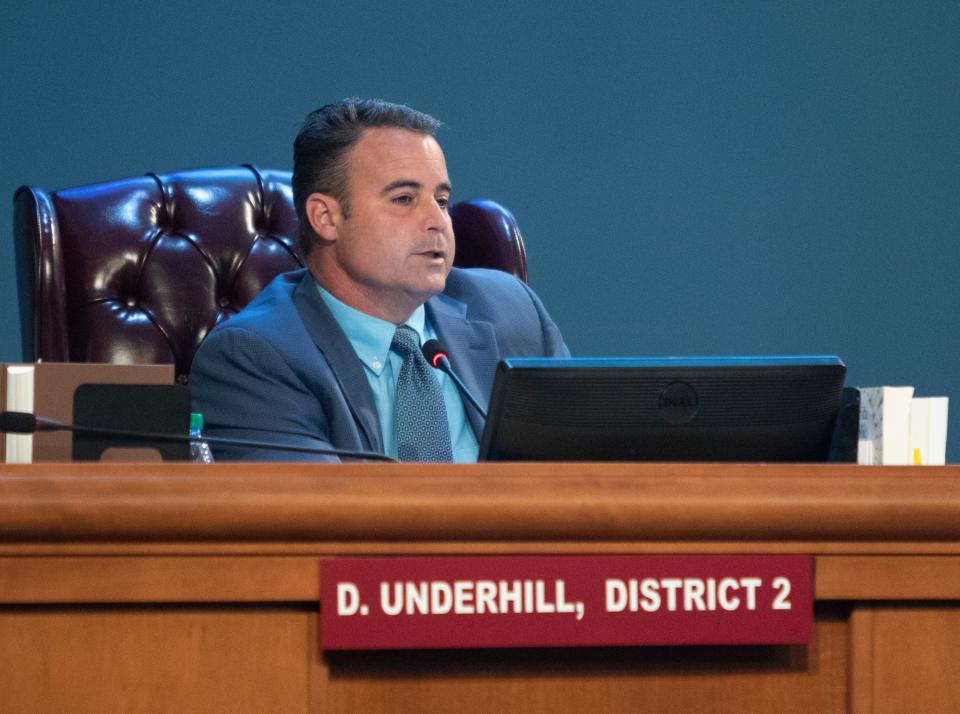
[315,282,427,377]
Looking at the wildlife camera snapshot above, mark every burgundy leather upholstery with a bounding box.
[13,166,529,382]
[450,200,528,283]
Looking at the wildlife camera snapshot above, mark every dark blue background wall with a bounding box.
[2,2,958,459]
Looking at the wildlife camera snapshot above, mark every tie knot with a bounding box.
[391,324,421,358]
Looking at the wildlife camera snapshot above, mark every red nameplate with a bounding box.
[320,554,813,650]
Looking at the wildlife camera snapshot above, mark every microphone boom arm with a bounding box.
[0,412,396,462]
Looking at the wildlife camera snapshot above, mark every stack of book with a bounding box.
[857,386,950,465]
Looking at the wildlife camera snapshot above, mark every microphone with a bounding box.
[0,411,41,434]
[421,340,488,420]
[0,411,396,462]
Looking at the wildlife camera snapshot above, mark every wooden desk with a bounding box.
[2,462,959,713]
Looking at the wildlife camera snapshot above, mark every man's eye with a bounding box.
[392,195,413,205]
[437,197,450,210]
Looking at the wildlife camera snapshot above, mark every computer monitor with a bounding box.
[478,356,847,462]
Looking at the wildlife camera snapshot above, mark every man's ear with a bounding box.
[305,193,342,242]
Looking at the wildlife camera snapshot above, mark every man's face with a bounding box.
[308,127,455,323]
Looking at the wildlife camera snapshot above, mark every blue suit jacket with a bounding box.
[189,268,569,460]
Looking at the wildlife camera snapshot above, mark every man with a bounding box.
[190,98,568,461]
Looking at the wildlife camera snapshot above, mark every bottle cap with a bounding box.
[190,412,204,432]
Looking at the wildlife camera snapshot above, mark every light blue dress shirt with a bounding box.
[316,284,479,463]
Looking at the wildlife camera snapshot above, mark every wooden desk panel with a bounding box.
[1,463,959,713]
[0,605,313,714]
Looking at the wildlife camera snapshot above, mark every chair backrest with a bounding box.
[13,165,529,383]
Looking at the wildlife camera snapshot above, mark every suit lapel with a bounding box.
[427,293,499,438]
[291,273,383,452]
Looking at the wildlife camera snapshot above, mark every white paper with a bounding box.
[5,365,35,463]
[909,397,949,466]
[858,386,914,465]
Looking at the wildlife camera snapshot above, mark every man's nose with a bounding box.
[421,199,449,231]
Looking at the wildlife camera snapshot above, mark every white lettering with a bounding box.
[380,582,403,616]
[337,582,360,616]
[476,580,498,614]
[453,581,474,614]
[500,580,522,613]
[684,578,706,611]
[431,581,452,614]
[406,582,429,614]
[740,577,761,610]
[661,578,683,611]
[705,577,717,610]
[606,579,627,612]
[556,580,576,614]
[601,576,776,614]
[772,576,792,610]
[718,577,740,610]
[639,578,661,612]
[534,580,555,613]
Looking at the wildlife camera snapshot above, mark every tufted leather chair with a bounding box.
[13,166,529,383]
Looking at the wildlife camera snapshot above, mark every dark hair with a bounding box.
[292,98,442,255]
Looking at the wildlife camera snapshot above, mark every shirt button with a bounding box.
[372,358,382,370]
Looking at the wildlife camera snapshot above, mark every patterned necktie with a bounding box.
[391,324,454,462]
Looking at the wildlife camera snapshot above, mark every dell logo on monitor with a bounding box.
[659,381,699,424]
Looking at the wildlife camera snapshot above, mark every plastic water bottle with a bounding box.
[189,412,215,463]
